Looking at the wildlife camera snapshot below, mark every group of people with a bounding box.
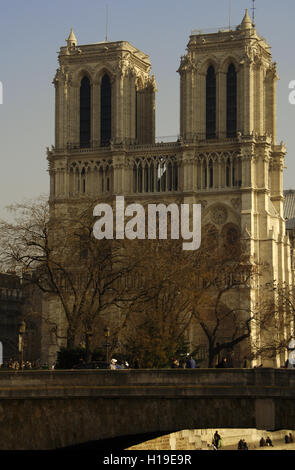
[259,436,274,447]
[0,359,36,370]
[109,358,130,370]
[285,433,294,444]
[237,439,249,450]
[210,432,279,450]
[171,355,197,369]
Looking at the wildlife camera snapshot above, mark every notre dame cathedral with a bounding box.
[43,10,294,367]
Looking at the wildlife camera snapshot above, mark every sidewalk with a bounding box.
[220,440,295,451]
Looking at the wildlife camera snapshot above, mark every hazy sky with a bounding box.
[0,0,295,218]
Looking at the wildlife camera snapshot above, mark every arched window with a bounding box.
[135,86,138,142]
[203,163,207,189]
[80,76,91,148]
[150,162,155,192]
[133,164,137,193]
[81,167,86,194]
[173,162,178,191]
[227,64,237,137]
[209,159,214,188]
[138,163,143,193]
[101,74,112,146]
[226,157,231,187]
[206,66,216,139]
[144,163,149,192]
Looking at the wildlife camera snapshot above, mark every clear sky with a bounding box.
[0,0,295,218]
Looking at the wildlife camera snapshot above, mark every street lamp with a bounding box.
[104,327,110,363]
[18,320,26,371]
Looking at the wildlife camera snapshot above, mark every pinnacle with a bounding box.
[240,8,253,29]
[67,28,77,46]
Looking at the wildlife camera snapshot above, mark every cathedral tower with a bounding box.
[54,31,156,150]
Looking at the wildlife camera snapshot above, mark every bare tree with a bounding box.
[183,229,261,367]
[120,240,193,367]
[249,281,295,363]
[0,197,141,351]
[122,230,262,368]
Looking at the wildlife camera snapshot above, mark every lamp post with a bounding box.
[104,327,110,363]
[18,320,26,371]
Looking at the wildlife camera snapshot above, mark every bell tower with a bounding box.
[53,30,156,150]
[177,9,286,216]
[178,9,278,142]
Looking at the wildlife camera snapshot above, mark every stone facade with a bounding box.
[0,274,42,365]
[0,273,23,362]
[43,10,293,367]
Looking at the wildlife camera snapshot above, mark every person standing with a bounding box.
[171,358,179,368]
[109,358,117,370]
[217,357,229,368]
[186,355,196,369]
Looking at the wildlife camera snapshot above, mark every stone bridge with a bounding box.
[1,368,295,450]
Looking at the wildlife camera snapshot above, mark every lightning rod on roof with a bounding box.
[105,4,109,42]
[251,0,256,27]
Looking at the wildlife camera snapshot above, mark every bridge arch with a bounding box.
[0,369,293,450]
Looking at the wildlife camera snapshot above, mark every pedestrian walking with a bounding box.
[213,431,222,449]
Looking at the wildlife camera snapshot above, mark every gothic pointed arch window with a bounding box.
[150,162,155,192]
[80,76,91,148]
[100,74,112,147]
[206,66,216,139]
[203,162,208,189]
[81,167,86,194]
[209,159,214,188]
[133,163,138,193]
[226,157,231,187]
[138,162,143,193]
[227,64,237,137]
[144,163,149,193]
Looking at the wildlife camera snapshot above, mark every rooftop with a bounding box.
[284,190,295,220]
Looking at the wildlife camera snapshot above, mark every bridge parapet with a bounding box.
[0,368,295,398]
[1,368,295,449]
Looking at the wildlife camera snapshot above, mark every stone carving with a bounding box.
[231,198,241,210]
[196,200,208,209]
[211,205,228,225]
[177,54,198,75]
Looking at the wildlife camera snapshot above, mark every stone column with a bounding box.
[243,60,254,135]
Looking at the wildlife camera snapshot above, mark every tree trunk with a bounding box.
[66,326,76,350]
[208,342,216,368]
